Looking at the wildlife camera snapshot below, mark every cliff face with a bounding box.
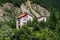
[20,1,50,18]
[31,4,50,17]
[0,2,50,22]
[0,3,21,22]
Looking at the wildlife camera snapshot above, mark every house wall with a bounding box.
[27,15,33,21]
[19,15,33,27]
[16,14,33,29]
[44,17,46,22]
[37,17,46,22]
[16,19,19,29]
[20,17,27,27]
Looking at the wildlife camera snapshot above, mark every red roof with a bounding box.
[38,16,46,19]
[17,12,28,19]
[38,16,42,19]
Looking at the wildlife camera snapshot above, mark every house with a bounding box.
[37,15,46,22]
[16,12,46,29]
[16,0,47,29]
[16,12,33,29]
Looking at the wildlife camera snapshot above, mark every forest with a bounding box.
[0,0,60,40]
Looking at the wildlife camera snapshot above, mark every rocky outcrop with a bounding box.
[20,3,50,18]
[0,2,50,22]
[0,3,21,22]
[31,4,50,17]
[3,3,14,11]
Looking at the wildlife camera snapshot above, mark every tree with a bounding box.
[0,24,14,40]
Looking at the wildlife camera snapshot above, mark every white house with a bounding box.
[16,12,46,29]
[16,0,47,29]
[16,12,33,29]
[37,16,46,22]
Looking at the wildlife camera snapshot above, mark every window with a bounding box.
[23,18,26,21]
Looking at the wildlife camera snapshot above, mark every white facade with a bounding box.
[16,14,33,29]
[27,15,33,21]
[37,17,46,22]
[16,13,47,30]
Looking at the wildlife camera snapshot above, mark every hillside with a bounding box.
[0,0,60,40]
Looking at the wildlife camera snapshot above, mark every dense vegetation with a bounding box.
[0,0,60,40]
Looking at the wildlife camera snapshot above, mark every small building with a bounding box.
[16,12,46,29]
[16,12,33,29]
[37,16,46,22]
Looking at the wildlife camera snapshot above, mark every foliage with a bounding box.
[0,0,60,40]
